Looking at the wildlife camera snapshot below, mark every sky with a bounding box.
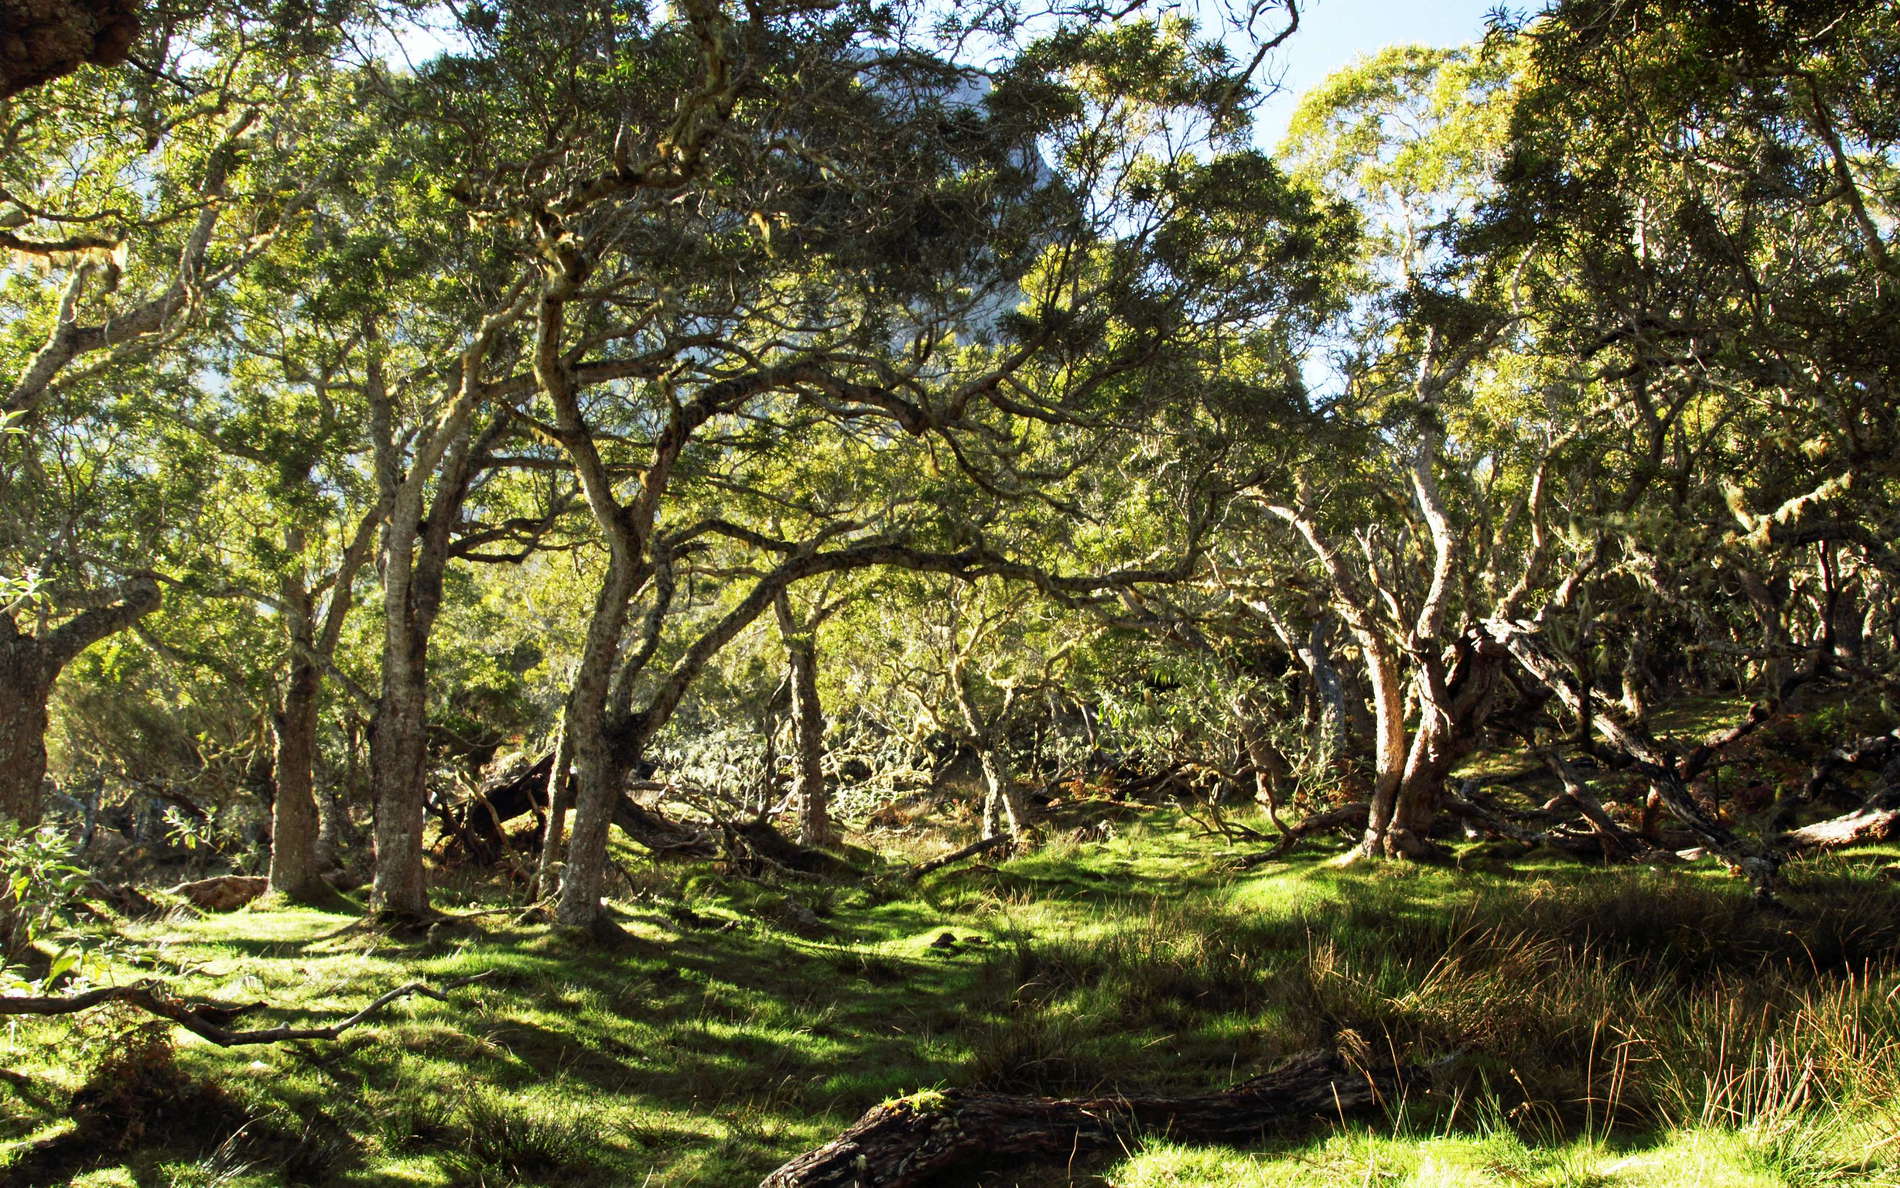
[1248,0,1517,147]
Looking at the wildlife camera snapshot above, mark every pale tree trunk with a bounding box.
[534,720,575,901]
[1303,617,1351,764]
[369,613,433,916]
[1358,639,1413,856]
[553,546,639,928]
[977,746,1028,840]
[1235,696,1291,834]
[537,244,650,931]
[1251,602,1353,768]
[954,658,1027,842]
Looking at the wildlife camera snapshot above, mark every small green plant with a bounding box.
[0,818,98,988]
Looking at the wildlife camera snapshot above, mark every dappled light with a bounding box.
[4,0,1899,1182]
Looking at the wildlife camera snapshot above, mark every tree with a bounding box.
[411,2,1325,929]
[1,10,353,830]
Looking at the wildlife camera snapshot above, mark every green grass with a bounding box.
[5,819,1900,1185]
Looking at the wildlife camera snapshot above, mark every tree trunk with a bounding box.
[367,409,489,919]
[977,746,1028,840]
[1,575,158,829]
[0,644,54,961]
[1235,698,1291,834]
[782,614,836,848]
[1387,645,1499,852]
[1358,640,1412,858]
[0,0,139,100]
[1301,616,1353,762]
[534,721,575,901]
[4,577,160,954]
[0,642,54,831]
[369,638,431,917]
[314,754,345,874]
[268,653,325,899]
[554,543,640,929]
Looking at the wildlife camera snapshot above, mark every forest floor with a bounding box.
[4,800,1900,1185]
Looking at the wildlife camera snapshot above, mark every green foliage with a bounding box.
[0,820,96,986]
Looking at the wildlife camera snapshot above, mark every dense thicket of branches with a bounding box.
[3,0,1896,947]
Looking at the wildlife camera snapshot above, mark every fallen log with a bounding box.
[907,834,1011,880]
[759,1048,1410,1188]
[0,971,492,1046]
[167,875,268,911]
[1781,789,1900,853]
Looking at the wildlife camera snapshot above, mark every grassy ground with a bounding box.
[4,815,1899,1186]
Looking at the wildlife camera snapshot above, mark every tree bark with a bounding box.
[0,641,55,831]
[1358,639,1414,857]
[2,576,159,956]
[553,542,641,928]
[268,649,324,899]
[367,409,494,916]
[369,633,432,916]
[759,1049,1409,1188]
[777,594,836,848]
[1,575,159,829]
[0,0,138,98]
[1235,697,1291,834]
[534,721,575,901]
[977,745,1029,840]
[1780,800,1900,852]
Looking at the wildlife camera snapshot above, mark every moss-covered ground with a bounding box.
[4,816,1899,1186]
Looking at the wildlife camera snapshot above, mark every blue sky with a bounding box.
[1249,0,1516,146]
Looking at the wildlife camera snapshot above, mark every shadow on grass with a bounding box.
[7,822,1900,1186]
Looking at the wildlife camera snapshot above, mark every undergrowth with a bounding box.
[2,820,1898,1185]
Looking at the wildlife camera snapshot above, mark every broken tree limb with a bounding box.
[167,874,268,912]
[1539,753,1651,859]
[1803,727,1900,804]
[1231,802,1369,868]
[907,834,1011,880]
[0,971,493,1046]
[758,1048,1411,1188]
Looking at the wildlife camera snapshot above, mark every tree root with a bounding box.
[1230,802,1369,868]
[0,971,492,1046]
